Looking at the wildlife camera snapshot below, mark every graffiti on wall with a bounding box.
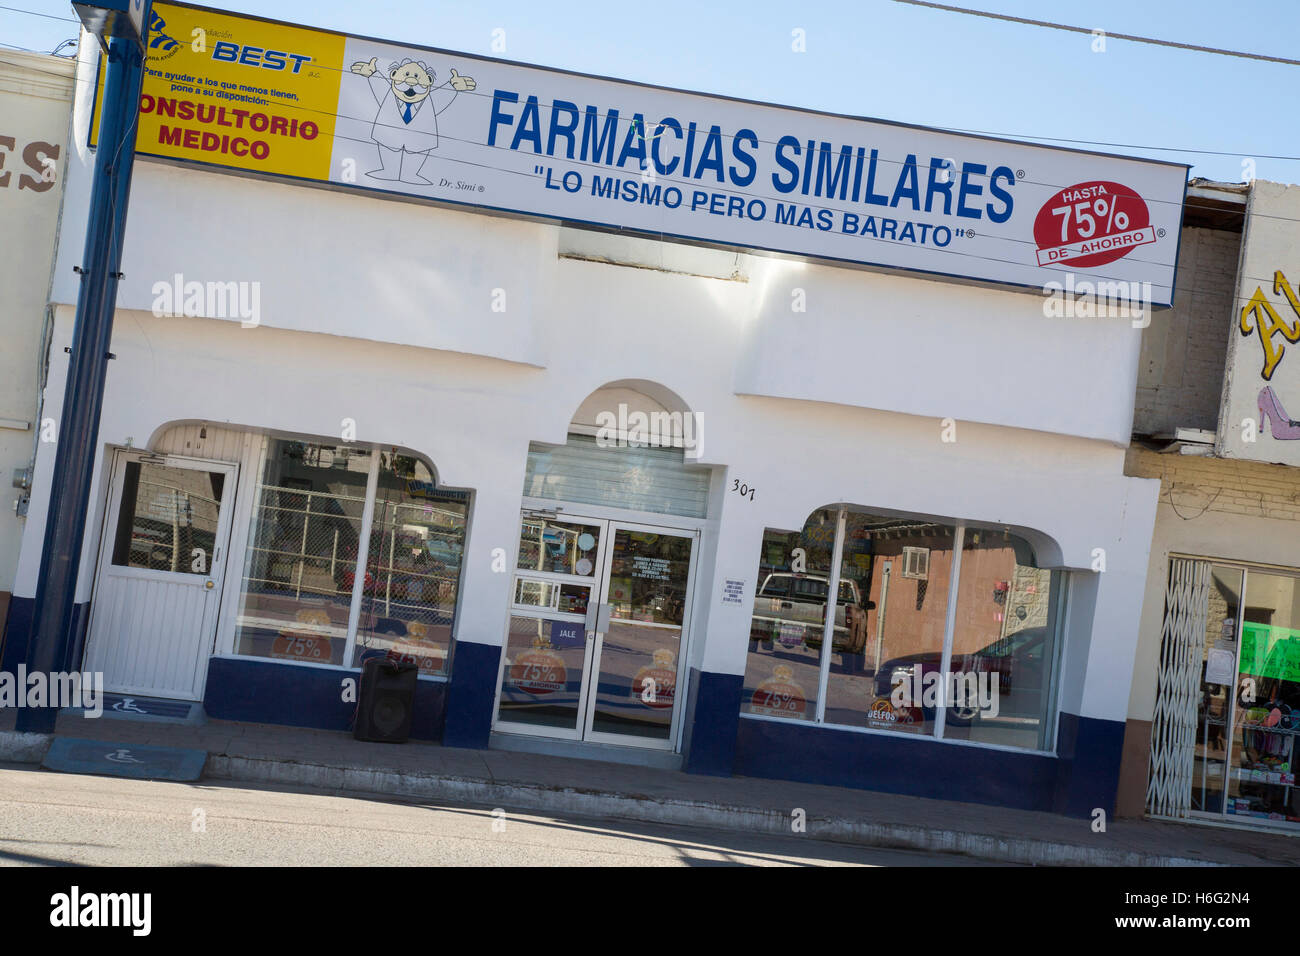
[1240,270,1300,441]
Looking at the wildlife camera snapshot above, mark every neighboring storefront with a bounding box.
[1120,179,1300,833]
[3,2,1191,818]
[0,50,74,647]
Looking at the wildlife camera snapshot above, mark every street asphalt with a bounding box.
[0,763,1004,867]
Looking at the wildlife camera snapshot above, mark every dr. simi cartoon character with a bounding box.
[349,55,476,184]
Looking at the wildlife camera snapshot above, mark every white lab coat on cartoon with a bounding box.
[365,71,456,154]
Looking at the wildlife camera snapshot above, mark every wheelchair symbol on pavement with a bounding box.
[105,749,145,764]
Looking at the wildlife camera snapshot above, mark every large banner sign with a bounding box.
[1217,181,1300,465]
[95,2,1187,303]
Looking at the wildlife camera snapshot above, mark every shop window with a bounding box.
[231,439,468,678]
[940,529,1058,750]
[351,453,468,678]
[1228,571,1300,824]
[740,506,1064,753]
[824,513,954,737]
[741,509,837,722]
[233,442,370,665]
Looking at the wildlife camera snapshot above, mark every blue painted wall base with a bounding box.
[681,668,741,775]
[0,596,34,676]
[1,597,90,678]
[733,709,1126,815]
[736,715,1059,810]
[440,638,501,749]
[1052,711,1127,819]
[204,656,447,741]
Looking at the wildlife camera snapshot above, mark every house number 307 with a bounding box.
[732,479,755,501]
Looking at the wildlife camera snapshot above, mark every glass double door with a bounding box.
[495,513,697,749]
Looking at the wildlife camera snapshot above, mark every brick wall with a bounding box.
[1132,226,1242,436]
[1125,447,1300,523]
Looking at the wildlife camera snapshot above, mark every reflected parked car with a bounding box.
[871,627,1048,725]
[750,572,873,653]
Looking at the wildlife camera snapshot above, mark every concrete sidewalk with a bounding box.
[1,709,1296,866]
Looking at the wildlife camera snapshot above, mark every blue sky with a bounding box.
[4,0,1298,184]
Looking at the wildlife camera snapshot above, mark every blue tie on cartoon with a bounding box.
[350,55,476,184]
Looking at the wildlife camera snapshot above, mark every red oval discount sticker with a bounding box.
[1033,181,1156,269]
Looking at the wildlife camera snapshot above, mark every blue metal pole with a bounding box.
[16,32,148,733]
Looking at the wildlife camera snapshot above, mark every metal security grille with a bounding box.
[1147,558,1212,818]
[243,483,366,602]
[523,434,710,518]
[362,499,463,620]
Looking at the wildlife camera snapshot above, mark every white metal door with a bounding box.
[83,451,238,700]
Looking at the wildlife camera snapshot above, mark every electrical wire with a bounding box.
[889,0,1300,68]
[3,24,1300,174]
[0,3,77,24]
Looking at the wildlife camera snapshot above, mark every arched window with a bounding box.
[742,506,1064,752]
[231,438,468,678]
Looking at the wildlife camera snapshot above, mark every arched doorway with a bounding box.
[492,385,712,753]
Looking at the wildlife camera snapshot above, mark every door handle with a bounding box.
[584,602,599,634]
[204,580,215,590]
[595,602,612,634]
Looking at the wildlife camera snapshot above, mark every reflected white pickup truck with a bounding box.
[749,572,869,653]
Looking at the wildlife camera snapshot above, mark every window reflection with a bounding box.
[740,506,1064,753]
[352,453,467,677]
[517,519,600,576]
[742,510,836,721]
[1227,571,1300,823]
[233,441,468,677]
[234,442,370,665]
[838,514,952,736]
[110,461,224,574]
[941,530,1056,750]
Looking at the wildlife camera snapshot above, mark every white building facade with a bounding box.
[3,6,1190,818]
[0,51,74,639]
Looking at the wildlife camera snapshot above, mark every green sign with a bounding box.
[1240,622,1300,682]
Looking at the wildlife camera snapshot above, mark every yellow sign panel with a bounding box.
[92,1,343,179]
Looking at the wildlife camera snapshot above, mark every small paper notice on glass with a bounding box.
[1205,647,1235,686]
[721,579,745,606]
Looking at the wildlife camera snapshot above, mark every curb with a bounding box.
[205,753,1223,867]
[0,730,53,764]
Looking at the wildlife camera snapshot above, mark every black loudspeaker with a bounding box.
[354,658,419,743]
